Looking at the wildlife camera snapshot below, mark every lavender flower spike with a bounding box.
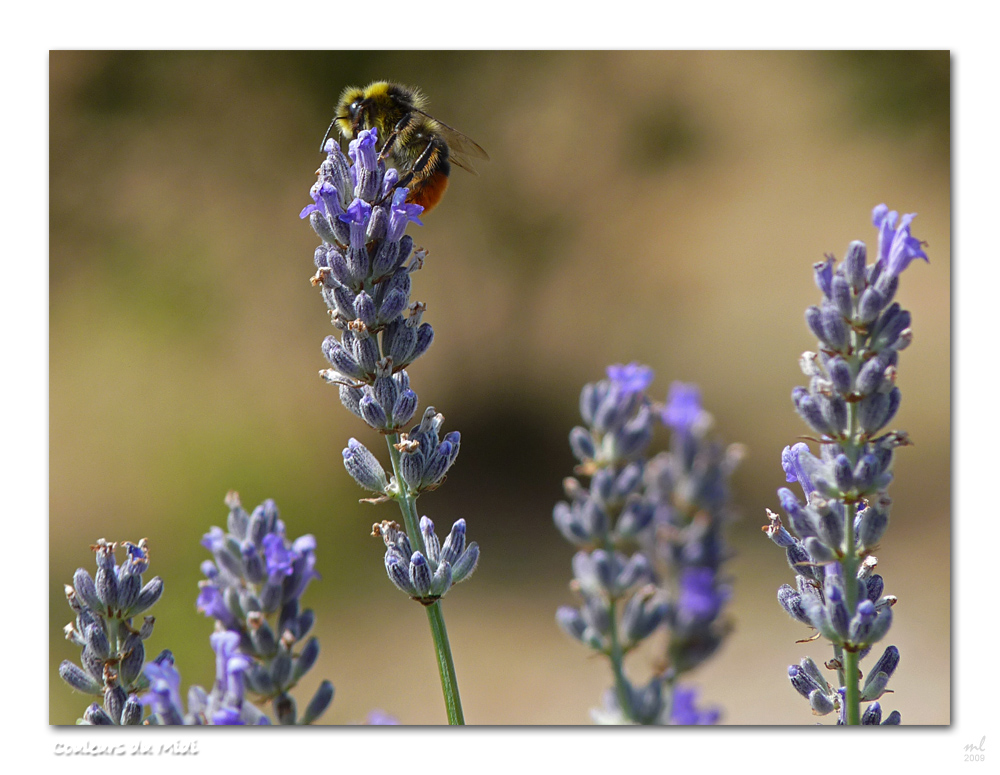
[59,539,161,724]
[140,646,272,726]
[196,492,333,725]
[556,364,741,724]
[302,120,476,724]
[764,204,927,725]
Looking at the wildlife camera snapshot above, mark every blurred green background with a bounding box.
[49,51,950,725]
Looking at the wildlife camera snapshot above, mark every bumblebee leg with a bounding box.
[394,137,440,191]
[379,114,412,162]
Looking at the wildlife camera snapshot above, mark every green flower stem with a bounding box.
[839,326,863,725]
[663,671,677,725]
[425,600,465,725]
[605,596,633,722]
[386,433,423,547]
[385,431,466,725]
[832,643,846,689]
[599,524,632,723]
[841,497,861,725]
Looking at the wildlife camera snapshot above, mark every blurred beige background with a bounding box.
[49,51,950,725]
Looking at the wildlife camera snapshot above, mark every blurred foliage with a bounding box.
[625,99,706,171]
[50,51,950,725]
[825,50,949,157]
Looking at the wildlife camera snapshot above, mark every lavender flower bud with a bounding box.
[342,438,389,493]
[408,322,435,364]
[556,606,588,643]
[351,291,376,329]
[809,689,836,716]
[786,542,818,579]
[419,516,441,563]
[862,702,883,725]
[347,328,375,371]
[856,391,889,435]
[788,663,823,699]
[813,257,834,298]
[385,553,416,595]
[324,247,354,287]
[864,603,894,645]
[804,537,837,565]
[856,286,885,324]
[824,575,851,641]
[857,503,889,550]
[872,309,912,352]
[883,387,902,428]
[792,388,831,436]
[322,336,365,380]
[84,703,116,725]
[777,584,813,626]
[763,509,797,547]
[819,394,847,438]
[569,426,596,461]
[859,671,891,702]
[820,305,849,350]
[813,499,845,552]
[391,389,418,427]
[300,681,335,726]
[59,661,103,695]
[614,498,654,538]
[621,587,667,644]
[856,351,894,396]
[72,568,104,614]
[248,617,277,658]
[844,240,867,292]
[292,637,321,683]
[848,599,878,644]
[805,305,826,342]
[831,274,852,318]
[865,574,885,603]
[408,552,433,597]
[430,559,454,597]
[864,645,900,691]
[827,356,853,395]
[832,454,854,492]
[270,652,293,692]
[104,685,128,724]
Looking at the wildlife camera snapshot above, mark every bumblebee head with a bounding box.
[334,85,369,140]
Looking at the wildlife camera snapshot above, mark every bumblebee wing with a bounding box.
[446,137,488,174]
[413,109,490,174]
[448,151,481,175]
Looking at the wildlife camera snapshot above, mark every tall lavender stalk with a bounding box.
[300,128,478,724]
[555,364,741,724]
[764,204,928,725]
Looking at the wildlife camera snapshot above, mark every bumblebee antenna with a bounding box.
[319,115,340,153]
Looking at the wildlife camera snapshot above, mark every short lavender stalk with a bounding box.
[765,204,927,725]
[196,492,334,724]
[59,539,163,725]
[648,382,742,714]
[555,364,738,725]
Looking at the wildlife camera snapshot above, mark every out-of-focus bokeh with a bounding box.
[50,51,949,725]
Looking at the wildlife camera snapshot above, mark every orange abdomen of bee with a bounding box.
[406,170,450,213]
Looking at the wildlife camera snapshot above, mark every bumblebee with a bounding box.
[322,81,489,213]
